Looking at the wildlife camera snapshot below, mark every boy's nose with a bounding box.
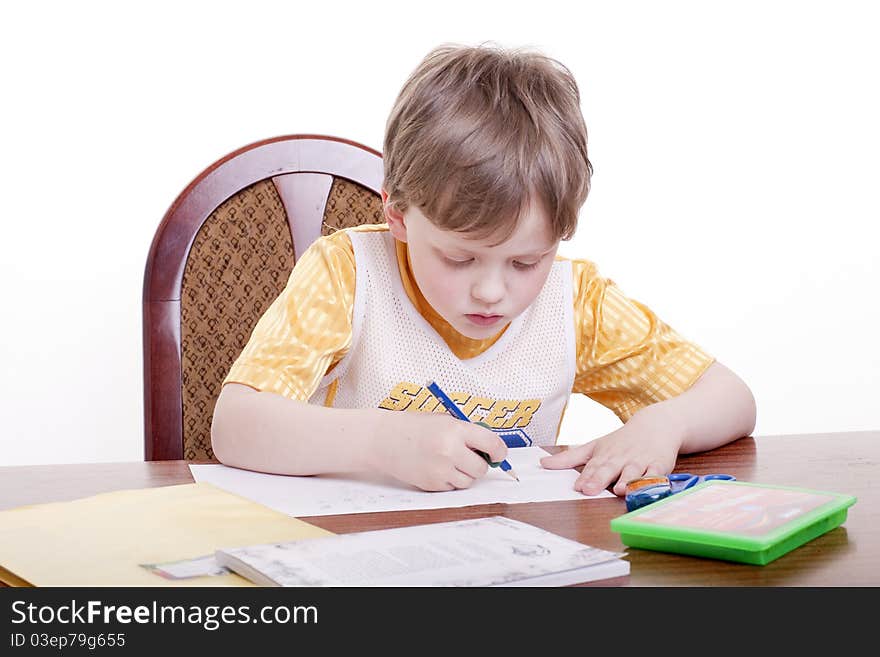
[471,273,505,305]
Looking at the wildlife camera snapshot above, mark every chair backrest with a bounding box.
[143,135,385,461]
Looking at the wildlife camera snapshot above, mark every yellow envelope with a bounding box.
[0,482,332,586]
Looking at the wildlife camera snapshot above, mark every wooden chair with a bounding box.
[143,135,385,461]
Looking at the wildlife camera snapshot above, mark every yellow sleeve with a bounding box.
[570,259,715,422]
[223,230,356,401]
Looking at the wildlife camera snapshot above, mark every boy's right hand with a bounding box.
[367,411,509,492]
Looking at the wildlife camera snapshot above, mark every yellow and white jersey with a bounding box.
[225,224,714,443]
[311,230,574,446]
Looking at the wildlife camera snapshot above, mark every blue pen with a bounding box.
[426,381,520,482]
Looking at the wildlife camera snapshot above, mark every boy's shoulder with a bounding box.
[308,222,390,255]
[323,222,389,244]
[554,252,600,279]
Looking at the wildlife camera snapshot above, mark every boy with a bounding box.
[211,43,756,496]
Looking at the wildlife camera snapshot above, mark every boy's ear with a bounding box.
[382,188,407,242]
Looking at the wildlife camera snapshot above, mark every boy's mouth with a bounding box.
[465,313,504,327]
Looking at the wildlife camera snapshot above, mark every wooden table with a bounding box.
[1,431,876,586]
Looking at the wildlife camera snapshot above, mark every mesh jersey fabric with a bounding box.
[308,230,575,446]
[225,224,715,425]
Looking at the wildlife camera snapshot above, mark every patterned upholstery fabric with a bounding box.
[322,177,385,235]
[179,177,382,460]
[180,180,294,460]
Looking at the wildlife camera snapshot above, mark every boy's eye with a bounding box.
[444,257,473,268]
[513,261,539,271]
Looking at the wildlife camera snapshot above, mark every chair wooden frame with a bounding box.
[143,134,383,460]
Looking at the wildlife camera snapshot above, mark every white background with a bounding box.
[1,1,877,466]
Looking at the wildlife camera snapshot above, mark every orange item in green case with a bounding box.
[610,480,856,565]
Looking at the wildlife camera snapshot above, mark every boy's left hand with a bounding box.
[540,407,683,496]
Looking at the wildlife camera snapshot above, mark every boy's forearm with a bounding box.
[210,383,383,475]
[632,361,757,454]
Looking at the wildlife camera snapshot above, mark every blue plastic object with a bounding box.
[626,473,736,511]
[668,473,736,493]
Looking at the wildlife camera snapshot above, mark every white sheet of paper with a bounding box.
[190,447,610,517]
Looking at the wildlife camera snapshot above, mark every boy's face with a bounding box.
[384,192,560,340]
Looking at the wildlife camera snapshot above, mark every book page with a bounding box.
[216,516,627,586]
[191,447,610,517]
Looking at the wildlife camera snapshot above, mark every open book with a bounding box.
[216,516,629,586]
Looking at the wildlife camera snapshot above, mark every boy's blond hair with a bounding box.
[383,43,592,242]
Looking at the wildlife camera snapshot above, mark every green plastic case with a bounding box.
[610,480,856,565]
